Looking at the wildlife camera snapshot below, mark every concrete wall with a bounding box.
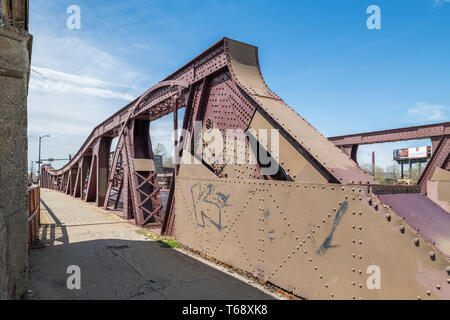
[0,25,32,299]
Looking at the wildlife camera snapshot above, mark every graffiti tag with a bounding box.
[190,183,230,231]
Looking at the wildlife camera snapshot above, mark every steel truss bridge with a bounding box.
[329,122,450,193]
[41,38,450,300]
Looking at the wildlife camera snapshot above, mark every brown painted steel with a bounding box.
[329,122,450,146]
[377,193,450,257]
[418,135,450,193]
[329,123,450,193]
[40,38,450,298]
[173,177,450,299]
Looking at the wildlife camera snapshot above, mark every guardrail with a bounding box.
[27,186,40,247]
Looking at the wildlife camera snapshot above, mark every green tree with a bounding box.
[163,156,174,168]
[154,143,167,157]
[360,163,386,184]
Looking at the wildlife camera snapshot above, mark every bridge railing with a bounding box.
[27,186,40,247]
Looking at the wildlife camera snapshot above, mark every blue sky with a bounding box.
[27,0,450,172]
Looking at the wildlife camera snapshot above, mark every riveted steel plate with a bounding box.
[173,177,450,300]
[225,38,375,185]
[377,193,450,257]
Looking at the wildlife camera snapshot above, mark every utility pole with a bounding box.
[30,161,34,183]
[38,135,50,183]
[401,162,404,179]
[372,151,375,177]
[409,161,412,179]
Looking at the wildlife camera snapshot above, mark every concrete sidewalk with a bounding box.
[27,189,278,300]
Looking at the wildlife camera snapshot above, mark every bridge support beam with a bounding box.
[85,137,112,206]
[419,135,450,193]
[339,144,358,162]
[97,137,112,207]
[85,155,97,202]
[79,156,92,200]
[104,138,128,217]
[330,126,450,194]
[73,166,81,198]
[431,136,443,154]
[126,119,162,225]
[103,119,162,226]
[67,168,77,195]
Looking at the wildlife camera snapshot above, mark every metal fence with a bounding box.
[27,186,40,247]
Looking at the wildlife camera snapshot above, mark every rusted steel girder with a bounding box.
[418,136,450,190]
[168,39,449,299]
[328,122,450,193]
[329,122,450,146]
[41,77,189,226]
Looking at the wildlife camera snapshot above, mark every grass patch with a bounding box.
[136,229,180,248]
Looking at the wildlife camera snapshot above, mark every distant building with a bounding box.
[154,154,164,174]
[154,154,174,189]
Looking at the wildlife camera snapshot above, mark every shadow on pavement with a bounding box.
[28,238,275,300]
[40,199,69,245]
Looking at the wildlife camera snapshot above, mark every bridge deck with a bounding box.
[27,189,277,300]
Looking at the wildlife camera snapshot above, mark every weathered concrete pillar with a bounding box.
[0,24,32,299]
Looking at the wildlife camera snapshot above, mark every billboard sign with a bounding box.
[393,146,431,161]
[408,146,428,159]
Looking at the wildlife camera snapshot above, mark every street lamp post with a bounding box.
[38,135,50,184]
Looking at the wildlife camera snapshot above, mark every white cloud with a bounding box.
[26,3,151,171]
[406,102,448,123]
[30,74,136,101]
[434,0,450,6]
[31,34,145,84]
[28,32,145,104]
[32,66,132,89]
